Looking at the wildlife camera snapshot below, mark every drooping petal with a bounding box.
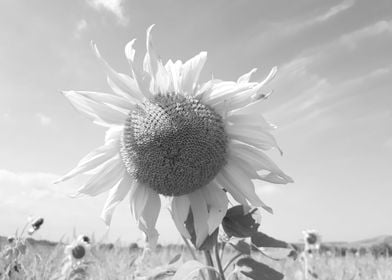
[130,184,161,248]
[188,189,209,248]
[222,161,273,214]
[226,112,276,131]
[129,182,149,220]
[180,52,207,96]
[76,155,124,196]
[91,42,144,101]
[171,195,191,239]
[237,68,257,84]
[62,90,128,127]
[229,141,293,183]
[201,182,228,235]
[101,172,133,225]
[214,173,249,207]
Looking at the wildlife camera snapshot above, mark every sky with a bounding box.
[0,0,391,245]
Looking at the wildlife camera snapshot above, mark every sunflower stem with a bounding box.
[181,236,206,280]
[215,243,226,280]
[204,250,218,280]
[223,252,243,273]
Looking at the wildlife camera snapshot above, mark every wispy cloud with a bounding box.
[35,113,52,126]
[314,0,356,23]
[339,19,392,49]
[86,0,128,25]
[74,19,88,39]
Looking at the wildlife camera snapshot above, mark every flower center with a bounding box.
[121,93,227,196]
[72,245,86,259]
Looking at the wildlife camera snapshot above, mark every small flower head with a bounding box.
[65,238,91,263]
[7,236,15,243]
[302,229,321,251]
[28,217,44,235]
[77,234,91,244]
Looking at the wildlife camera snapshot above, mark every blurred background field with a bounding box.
[2,235,392,279]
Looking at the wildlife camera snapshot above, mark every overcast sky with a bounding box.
[0,0,391,245]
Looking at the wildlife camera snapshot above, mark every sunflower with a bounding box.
[65,237,91,263]
[56,25,293,248]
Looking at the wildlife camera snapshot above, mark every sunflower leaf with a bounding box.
[222,205,260,238]
[236,257,284,280]
[251,231,289,248]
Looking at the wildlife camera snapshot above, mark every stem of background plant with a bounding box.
[214,243,226,280]
[223,252,243,273]
[204,250,218,280]
[220,241,226,260]
[181,236,206,280]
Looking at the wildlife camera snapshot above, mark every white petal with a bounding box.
[62,90,128,127]
[222,161,273,214]
[229,141,293,183]
[71,91,135,112]
[129,182,149,220]
[91,42,144,101]
[54,140,118,183]
[226,112,275,131]
[171,195,191,239]
[214,173,249,207]
[201,182,228,235]
[237,68,257,83]
[259,66,278,87]
[227,124,281,152]
[165,59,183,93]
[180,52,207,96]
[188,189,209,248]
[131,186,161,248]
[100,172,133,225]
[143,24,170,95]
[125,39,152,99]
[76,155,124,196]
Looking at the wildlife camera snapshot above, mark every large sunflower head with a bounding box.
[56,25,293,248]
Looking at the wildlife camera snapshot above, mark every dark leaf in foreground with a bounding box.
[222,206,260,238]
[230,239,251,255]
[236,257,284,280]
[251,231,289,248]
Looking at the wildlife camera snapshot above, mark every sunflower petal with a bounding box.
[62,90,128,127]
[181,51,207,96]
[237,68,257,83]
[201,182,228,235]
[54,140,118,183]
[188,189,209,248]
[171,195,191,239]
[91,42,144,101]
[71,91,135,112]
[101,172,133,225]
[222,161,273,214]
[133,186,161,248]
[76,156,124,196]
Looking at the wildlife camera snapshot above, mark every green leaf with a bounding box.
[230,239,251,255]
[251,232,288,248]
[236,257,284,280]
[168,253,182,265]
[171,260,210,280]
[222,206,260,238]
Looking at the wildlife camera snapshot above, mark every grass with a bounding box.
[1,240,392,280]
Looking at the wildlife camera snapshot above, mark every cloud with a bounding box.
[35,113,52,126]
[86,0,128,25]
[339,19,392,49]
[74,19,88,39]
[314,0,356,23]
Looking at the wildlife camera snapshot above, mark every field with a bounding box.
[2,238,392,280]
